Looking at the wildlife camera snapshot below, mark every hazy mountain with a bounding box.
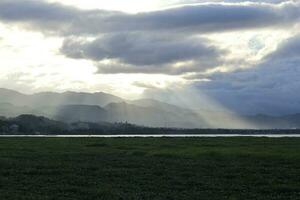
[130,98,193,114]
[0,89,206,128]
[0,89,28,106]
[31,91,123,107]
[105,102,207,128]
[53,105,108,123]
[0,88,123,107]
[0,103,41,117]
[0,100,205,128]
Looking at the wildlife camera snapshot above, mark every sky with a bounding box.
[0,0,299,115]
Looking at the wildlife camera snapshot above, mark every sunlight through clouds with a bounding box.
[203,29,295,72]
[0,0,299,115]
[0,22,184,98]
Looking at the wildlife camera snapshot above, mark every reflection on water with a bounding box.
[1,134,300,138]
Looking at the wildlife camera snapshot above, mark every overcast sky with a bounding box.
[0,0,299,115]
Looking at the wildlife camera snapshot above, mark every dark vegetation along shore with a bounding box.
[1,114,300,135]
[0,137,299,200]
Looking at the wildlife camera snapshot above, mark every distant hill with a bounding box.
[0,103,41,117]
[0,88,123,107]
[8,115,68,134]
[54,105,108,123]
[0,100,205,128]
[105,102,206,128]
[130,98,188,113]
[0,89,27,106]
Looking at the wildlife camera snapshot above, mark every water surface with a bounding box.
[1,134,300,137]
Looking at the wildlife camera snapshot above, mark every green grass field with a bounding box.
[0,137,300,200]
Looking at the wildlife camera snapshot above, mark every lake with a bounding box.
[1,134,300,137]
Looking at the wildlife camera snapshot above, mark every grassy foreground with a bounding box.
[0,137,300,200]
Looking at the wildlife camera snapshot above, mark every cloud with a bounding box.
[0,0,299,36]
[0,0,298,75]
[177,0,290,4]
[192,34,300,115]
[61,33,224,72]
[0,0,124,35]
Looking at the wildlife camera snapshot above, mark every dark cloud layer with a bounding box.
[266,36,300,61]
[0,0,299,35]
[61,33,223,68]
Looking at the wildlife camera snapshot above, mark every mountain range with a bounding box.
[1,88,300,129]
[0,88,206,128]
